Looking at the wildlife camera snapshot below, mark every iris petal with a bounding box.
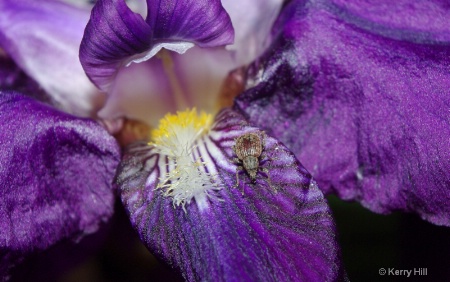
[145,0,234,47]
[329,0,450,42]
[80,0,233,92]
[235,0,450,226]
[0,0,101,117]
[222,0,283,65]
[117,108,344,281]
[80,0,153,91]
[0,92,120,276]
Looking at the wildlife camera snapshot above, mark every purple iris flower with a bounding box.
[0,0,448,281]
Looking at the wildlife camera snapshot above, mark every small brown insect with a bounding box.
[232,132,271,192]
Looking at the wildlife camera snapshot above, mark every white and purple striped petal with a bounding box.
[116,108,344,281]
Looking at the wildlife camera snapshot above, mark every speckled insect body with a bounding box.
[232,132,273,193]
[234,133,262,179]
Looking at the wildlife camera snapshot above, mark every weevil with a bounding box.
[232,132,272,193]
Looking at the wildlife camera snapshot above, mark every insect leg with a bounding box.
[234,166,245,195]
[234,166,243,186]
[260,167,277,194]
[232,157,241,164]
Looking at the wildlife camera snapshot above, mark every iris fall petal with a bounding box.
[0,92,120,276]
[117,108,344,281]
[235,0,450,226]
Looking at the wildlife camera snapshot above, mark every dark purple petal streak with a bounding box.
[117,108,344,281]
[235,0,450,226]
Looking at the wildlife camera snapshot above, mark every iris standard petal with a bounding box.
[221,0,283,65]
[145,0,234,47]
[80,0,153,91]
[235,0,450,226]
[0,0,101,117]
[0,92,120,276]
[116,108,344,281]
[80,0,233,92]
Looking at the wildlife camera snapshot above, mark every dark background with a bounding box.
[329,195,450,282]
[11,196,450,282]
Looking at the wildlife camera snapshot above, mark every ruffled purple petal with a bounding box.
[235,0,450,226]
[80,0,233,92]
[116,108,344,281]
[0,92,120,276]
[0,0,102,117]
